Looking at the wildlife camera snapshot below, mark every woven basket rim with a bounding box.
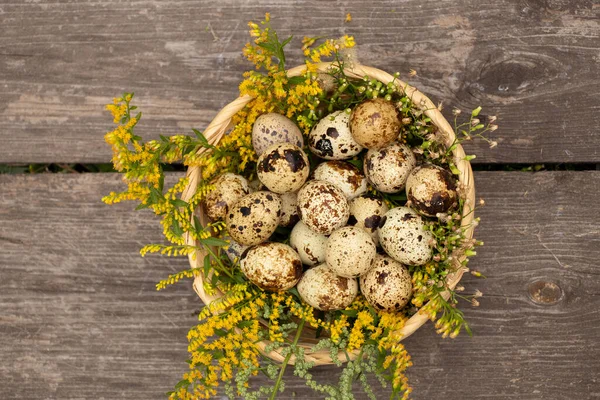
[181,62,476,366]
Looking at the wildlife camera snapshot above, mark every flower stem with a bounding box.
[268,318,306,400]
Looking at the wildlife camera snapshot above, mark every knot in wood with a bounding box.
[527,280,563,305]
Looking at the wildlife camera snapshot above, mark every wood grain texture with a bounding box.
[1,0,599,164]
[1,171,599,399]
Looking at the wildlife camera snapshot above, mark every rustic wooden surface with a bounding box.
[1,172,599,399]
[1,0,600,164]
[2,1,600,399]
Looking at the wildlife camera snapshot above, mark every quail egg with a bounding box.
[257,143,310,194]
[223,235,250,264]
[406,164,458,217]
[378,207,434,266]
[290,221,328,267]
[360,254,412,311]
[297,264,358,311]
[204,173,249,221]
[313,161,368,200]
[226,191,282,246]
[350,98,401,149]
[297,180,350,235]
[308,111,363,160]
[364,142,416,193]
[347,194,389,246]
[279,191,300,227]
[326,226,376,278]
[240,242,303,291]
[252,113,304,156]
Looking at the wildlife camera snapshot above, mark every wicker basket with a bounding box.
[181,62,475,366]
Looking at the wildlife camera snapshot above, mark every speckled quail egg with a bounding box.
[313,161,368,200]
[226,191,282,246]
[360,254,412,311]
[378,207,434,266]
[290,221,328,267]
[240,242,303,291]
[252,113,304,156]
[204,173,249,221]
[279,191,300,227]
[223,235,250,264]
[350,98,402,149]
[257,143,310,194]
[364,142,416,193]
[326,226,376,278]
[347,194,389,246]
[406,164,458,217]
[308,110,363,160]
[297,264,358,311]
[297,180,350,235]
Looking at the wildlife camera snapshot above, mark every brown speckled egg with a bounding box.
[204,173,249,221]
[348,194,389,246]
[279,191,300,227]
[226,191,282,246]
[297,180,350,235]
[350,98,401,149]
[223,235,250,264]
[308,111,363,160]
[378,207,434,266]
[406,164,458,217]
[257,143,310,194]
[326,226,376,278]
[360,254,412,311]
[364,142,416,193]
[240,242,303,291]
[297,264,358,311]
[313,161,367,200]
[290,221,328,266]
[252,113,304,156]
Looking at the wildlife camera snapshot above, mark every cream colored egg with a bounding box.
[279,191,300,227]
[204,173,249,221]
[406,164,458,217]
[226,191,282,246]
[308,111,363,160]
[313,161,367,200]
[297,180,350,235]
[348,194,389,246]
[297,264,358,311]
[326,226,376,278]
[223,235,250,264]
[350,98,401,149]
[252,113,304,156]
[378,207,434,266]
[257,143,310,194]
[240,242,303,291]
[360,254,412,311]
[364,142,416,193]
[290,221,328,267]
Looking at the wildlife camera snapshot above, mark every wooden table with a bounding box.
[1,1,599,399]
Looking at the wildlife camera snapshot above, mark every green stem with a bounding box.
[203,245,235,279]
[268,318,306,400]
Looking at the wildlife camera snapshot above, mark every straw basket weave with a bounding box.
[181,62,475,366]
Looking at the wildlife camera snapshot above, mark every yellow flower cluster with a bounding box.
[302,35,356,63]
[155,267,201,290]
[347,310,374,350]
[174,297,263,400]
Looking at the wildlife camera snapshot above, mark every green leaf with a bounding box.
[340,309,359,318]
[171,199,188,208]
[172,219,184,236]
[281,35,293,47]
[238,320,254,328]
[258,42,276,52]
[214,328,228,337]
[193,216,203,234]
[158,174,165,192]
[135,202,151,210]
[288,76,305,86]
[201,237,229,247]
[174,379,190,390]
[135,111,142,121]
[203,255,211,277]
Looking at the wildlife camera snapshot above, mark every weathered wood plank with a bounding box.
[0,1,599,164]
[1,171,599,399]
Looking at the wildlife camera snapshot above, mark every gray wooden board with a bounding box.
[1,1,599,164]
[1,171,599,399]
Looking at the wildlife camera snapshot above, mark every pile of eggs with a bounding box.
[204,98,458,312]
